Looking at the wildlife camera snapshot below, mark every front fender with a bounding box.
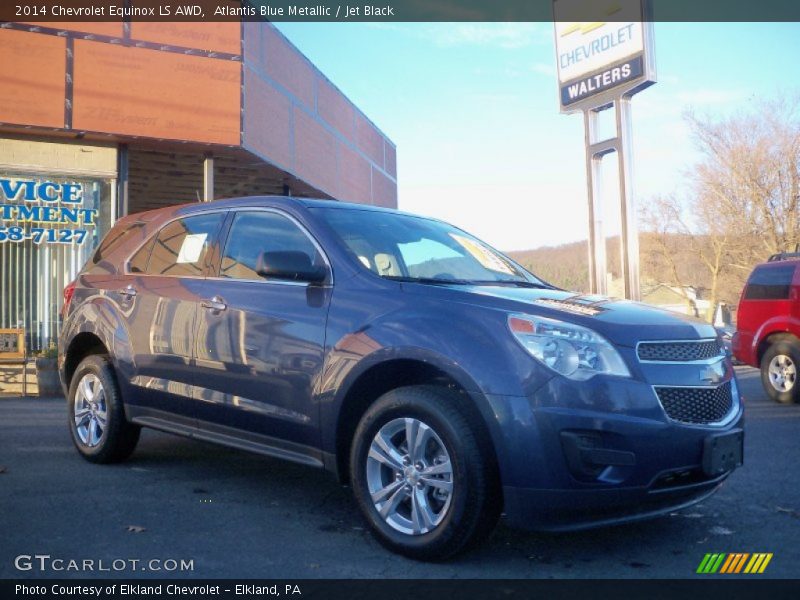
[317,292,555,484]
[319,343,522,485]
[323,301,552,398]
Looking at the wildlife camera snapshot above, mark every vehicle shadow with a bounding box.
[126,428,711,575]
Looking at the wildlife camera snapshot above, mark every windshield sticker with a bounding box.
[533,298,607,316]
[449,233,515,275]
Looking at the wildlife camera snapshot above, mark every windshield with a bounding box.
[311,207,545,286]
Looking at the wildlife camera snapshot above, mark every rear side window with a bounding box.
[146,213,224,277]
[744,264,796,300]
[128,237,155,273]
[93,221,144,264]
[219,211,322,280]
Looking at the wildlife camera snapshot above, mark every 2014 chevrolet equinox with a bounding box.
[59,197,744,560]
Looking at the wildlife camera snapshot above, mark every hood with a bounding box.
[403,284,717,347]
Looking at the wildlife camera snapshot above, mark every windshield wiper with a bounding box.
[470,280,549,288]
[383,276,474,285]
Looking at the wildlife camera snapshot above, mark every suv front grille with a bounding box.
[638,340,722,362]
[655,382,733,425]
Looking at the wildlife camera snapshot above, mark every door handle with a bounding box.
[118,285,137,299]
[201,296,227,312]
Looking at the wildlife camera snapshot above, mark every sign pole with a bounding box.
[616,97,640,300]
[581,99,641,299]
[583,108,607,296]
[553,0,655,300]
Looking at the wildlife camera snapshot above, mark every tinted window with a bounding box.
[744,264,795,300]
[220,211,322,280]
[146,213,223,277]
[129,236,155,273]
[93,221,144,264]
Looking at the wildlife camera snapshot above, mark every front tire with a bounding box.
[68,355,140,463]
[350,386,500,561]
[761,337,800,404]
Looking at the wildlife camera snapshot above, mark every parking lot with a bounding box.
[1,366,798,579]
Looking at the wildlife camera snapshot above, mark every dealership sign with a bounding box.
[0,177,96,245]
[553,0,655,112]
[552,0,656,301]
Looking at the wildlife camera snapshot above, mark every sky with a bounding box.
[274,22,800,251]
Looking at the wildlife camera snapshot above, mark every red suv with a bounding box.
[733,253,800,403]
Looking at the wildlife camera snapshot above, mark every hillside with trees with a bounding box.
[508,96,800,321]
[507,233,751,306]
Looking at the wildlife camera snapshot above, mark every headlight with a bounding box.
[508,314,630,381]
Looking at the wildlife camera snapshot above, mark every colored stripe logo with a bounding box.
[697,553,773,574]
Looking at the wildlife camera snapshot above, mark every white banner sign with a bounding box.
[555,21,644,84]
[552,0,654,112]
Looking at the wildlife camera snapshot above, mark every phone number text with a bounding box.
[0,226,89,244]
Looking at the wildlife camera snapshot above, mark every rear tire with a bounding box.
[68,355,140,463]
[349,385,501,561]
[760,337,800,404]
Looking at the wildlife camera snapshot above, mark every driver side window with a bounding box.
[220,211,322,280]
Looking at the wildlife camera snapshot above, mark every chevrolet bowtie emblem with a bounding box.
[558,0,624,36]
[560,22,607,36]
[700,362,726,385]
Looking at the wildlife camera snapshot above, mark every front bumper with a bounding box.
[484,371,744,531]
[503,470,729,531]
[731,331,758,367]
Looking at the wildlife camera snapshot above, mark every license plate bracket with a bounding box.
[702,429,743,477]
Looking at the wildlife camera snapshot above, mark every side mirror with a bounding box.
[256,251,327,284]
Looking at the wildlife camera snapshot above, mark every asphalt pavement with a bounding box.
[1,367,798,579]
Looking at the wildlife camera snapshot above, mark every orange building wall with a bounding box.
[131,22,241,54]
[20,22,124,37]
[0,29,66,128]
[242,23,397,208]
[72,40,240,144]
[1,22,396,207]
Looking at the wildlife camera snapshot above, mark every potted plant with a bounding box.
[35,344,61,397]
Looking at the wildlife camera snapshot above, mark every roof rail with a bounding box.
[767,250,800,262]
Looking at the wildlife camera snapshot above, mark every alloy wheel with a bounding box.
[74,373,108,447]
[365,417,454,535]
[768,354,797,393]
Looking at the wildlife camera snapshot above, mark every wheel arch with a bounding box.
[63,331,110,392]
[332,355,503,495]
[59,294,135,396]
[757,329,800,364]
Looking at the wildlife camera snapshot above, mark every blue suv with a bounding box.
[59,196,743,560]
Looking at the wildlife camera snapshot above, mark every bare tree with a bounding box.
[640,194,726,318]
[641,96,800,321]
[686,97,800,267]
[692,194,732,320]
